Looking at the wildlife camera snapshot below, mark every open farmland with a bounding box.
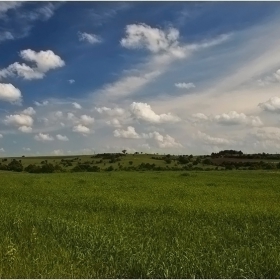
[1,170,280,278]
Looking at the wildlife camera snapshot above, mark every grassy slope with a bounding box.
[1,171,280,278]
[1,154,187,171]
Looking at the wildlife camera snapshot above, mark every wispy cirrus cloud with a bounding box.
[0,2,62,43]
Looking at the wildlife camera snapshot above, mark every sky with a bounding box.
[1,1,280,156]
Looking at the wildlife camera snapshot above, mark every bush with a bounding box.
[25,164,41,173]
[8,159,23,172]
[105,166,114,172]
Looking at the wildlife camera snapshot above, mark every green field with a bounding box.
[1,170,280,278]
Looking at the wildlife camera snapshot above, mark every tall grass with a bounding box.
[1,171,280,278]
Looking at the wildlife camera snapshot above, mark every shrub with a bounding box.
[8,159,23,172]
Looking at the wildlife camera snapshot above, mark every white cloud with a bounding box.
[42,117,49,125]
[0,31,14,43]
[34,100,49,106]
[0,49,64,81]
[113,126,140,139]
[67,112,76,120]
[197,131,231,146]
[175,82,195,89]
[106,118,121,128]
[36,2,58,21]
[69,79,75,84]
[138,143,151,150]
[34,133,54,142]
[143,131,182,148]
[52,149,64,155]
[56,134,69,141]
[18,126,32,133]
[0,83,22,103]
[4,114,33,127]
[22,107,36,115]
[73,124,90,134]
[95,106,125,117]
[192,113,208,121]
[0,2,22,13]
[0,62,44,80]
[78,31,102,44]
[121,24,185,58]
[96,70,161,100]
[251,127,280,142]
[257,69,280,87]
[20,49,65,73]
[0,134,2,138]
[72,102,82,109]
[23,147,31,151]
[130,102,180,123]
[55,111,63,118]
[214,111,263,126]
[79,115,94,126]
[259,96,280,113]
[96,24,229,102]
[0,148,5,153]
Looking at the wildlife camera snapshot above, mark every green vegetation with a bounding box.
[1,150,280,174]
[1,170,280,278]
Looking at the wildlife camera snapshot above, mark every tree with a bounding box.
[122,150,127,154]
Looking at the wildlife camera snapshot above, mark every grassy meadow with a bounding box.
[1,170,280,278]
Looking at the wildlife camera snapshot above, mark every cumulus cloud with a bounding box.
[143,131,183,148]
[106,118,121,128]
[34,100,49,106]
[95,106,125,117]
[55,111,63,118]
[78,31,102,44]
[67,112,76,121]
[18,126,32,133]
[0,50,65,81]
[79,115,94,126]
[20,49,65,73]
[251,127,280,142]
[73,124,90,134]
[214,111,263,126]
[130,102,180,123]
[56,134,69,141]
[0,62,44,80]
[0,83,22,103]
[175,82,195,89]
[191,111,262,127]
[0,148,5,153]
[72,102,82,109]
[23,147,31,151]
[192,113,208,121]
[257,69,280,87]
[121,24,186,58]
[197,131,231,146]
[69,79,75,84]
[113,126,140,139]
[259,96,280,113]
[4,114,33,127]
[34,133,54,141]
[22,107,36,115]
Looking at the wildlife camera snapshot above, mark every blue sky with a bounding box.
[1,1,280,156]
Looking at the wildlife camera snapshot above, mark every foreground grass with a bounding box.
[1,171,280,278]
